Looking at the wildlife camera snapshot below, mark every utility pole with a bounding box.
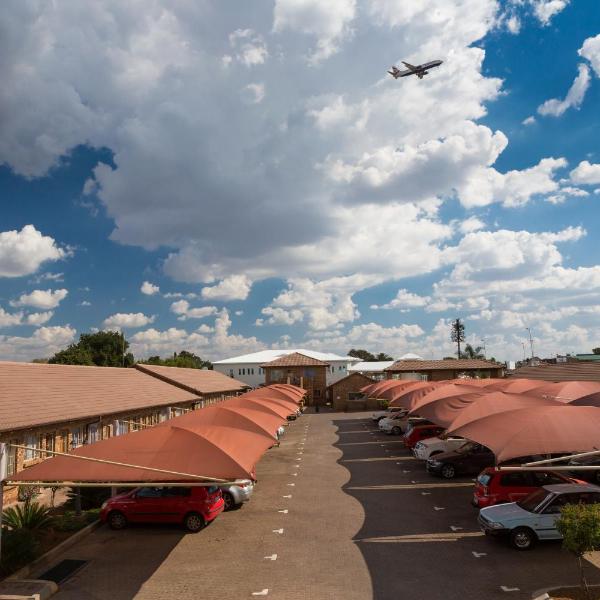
[521,342,527,362]
[525,327,535,359]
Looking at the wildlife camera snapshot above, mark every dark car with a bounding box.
[426,442,495,479]
[568,456,600,485]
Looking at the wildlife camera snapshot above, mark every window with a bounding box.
[229,369,234,377]
[162,487,191,497]
[71,428,83,449]
[24,434,39,461]
[314,389,321,398]
[304,368,315,378]
[137,487,163,498]
[500,472,530,487]
[159,407,171,422]
[238,369,242,375]
[5,440,18,476]
[86,423,100,444]
[113,420,126,436]
[42,433,55,458]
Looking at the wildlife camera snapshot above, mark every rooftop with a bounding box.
[260,352,330,368]
[348,361,396,372]
[135,364,248,394]
[0,361,198,432]
[508,362,600,381]
[385,359,502,372]
[213,349,360,365]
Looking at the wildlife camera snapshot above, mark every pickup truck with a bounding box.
[412,436,466,460]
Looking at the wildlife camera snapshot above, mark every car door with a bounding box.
[130,487,165,523]
[533,493,579,539]
[160,487,193,522]
[500,472,534,503]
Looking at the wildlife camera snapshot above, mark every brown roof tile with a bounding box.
[261,352,330,368]
[508,362,600,381]
[327,372,375,389]
[385,359,503,372]
[0,362,199,433]
[135,364,248,395]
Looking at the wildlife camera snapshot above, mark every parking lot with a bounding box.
[39,411,600,599]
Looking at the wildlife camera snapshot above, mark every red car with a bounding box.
[473,467,585,508]
[403,424,445,449]
[100,485,224,532]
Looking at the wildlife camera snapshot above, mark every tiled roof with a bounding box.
[260,352,330,368]
[327,372,375,389]
[0,362,198,433]
[348,361,395,372]
[214,349,359,364]
[135,364,248,394]
[385,359,503,372]
[508,362,600,381]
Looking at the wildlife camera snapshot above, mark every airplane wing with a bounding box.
[401,61,418,71]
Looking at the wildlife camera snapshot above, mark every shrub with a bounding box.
[64,486,111,510]
[2,502,53,531]
[556,503,600,600]
[52,509,100,532]
[0,527,40,575]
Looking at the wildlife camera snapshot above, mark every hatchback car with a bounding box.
[380,415,431,436]
[371,407,407,422]
[413,436,466,460]
[426,442,495,479]
[478,483,600,549]
[220,479,254,511]
[403,424,445,449]
[473,468,584,508]
[100,485,224,532]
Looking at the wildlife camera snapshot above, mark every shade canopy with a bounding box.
[454,378,505,387]
[225,396,293,420]
[244,387,301,404]
[449,405,600,464]
[389,382,443,409]
[365,380,407,398]
[236,393,299,416]
[527,381,600,403]
[360,382,381,396]
[408,383,484,423]
[9,409,276,484]
[378,380,422,401]
[484,378,548,394]
[446,392,561,432]
[268,384,305,402]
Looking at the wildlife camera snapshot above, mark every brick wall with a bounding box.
[265,366,327,406]
[329,373,374,411]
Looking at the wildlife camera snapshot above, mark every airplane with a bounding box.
[388,59,443,80]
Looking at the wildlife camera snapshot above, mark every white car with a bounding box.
[371,407,407,422]
[412,436,466,460]
[379,415,428,436]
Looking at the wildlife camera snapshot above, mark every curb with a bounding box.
[0,578,58,599]
[7,520,102,581]
[532,583,600,598]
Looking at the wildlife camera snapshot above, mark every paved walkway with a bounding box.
[46,412,372,600]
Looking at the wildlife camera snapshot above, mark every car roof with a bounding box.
[542,483,600,493]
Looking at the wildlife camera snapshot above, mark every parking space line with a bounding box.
[287,483,295,486]
[264,554,278,561]
[433,506,445,511]
[472,551,487,558]
[500,586,520,592]
[282,494,292,498]
[341,456,417,463]
[278,509,289,514]
[252,589,269,596]
[348,482,474,490]
[338,440,408,446]
[272,528,284,534]
[356,531,484,543]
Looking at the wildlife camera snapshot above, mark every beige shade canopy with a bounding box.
[244,387,301,404]
[449,405,600,464]
[364,380,408,398]
[267,384,305,402]
[378,380,423,401]
[360,382,381,396]
[484,378,549,394]
[225,396,294,420]
[389,382,444,409]
[526,380,600,403]
[454,378,505,387]
[237,393,299,416]
[408,383,484,424]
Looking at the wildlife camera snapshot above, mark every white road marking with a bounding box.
[287,483,295,487]
[282,494,292,498]
[273,528,284,534]
[296,458,302,461]
[472,551,487,558]
[293,464,300,468]
[411,480,417,484]
[421,492,431,495]
[434,506,445,511]
[450,526,463,532]
[264,554,278,561]
[278,509,289,514]
[402,470,411,474]
[500,586,520,592]
[293,473,298,476]
[252,589,269,596]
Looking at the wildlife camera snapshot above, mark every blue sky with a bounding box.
[1,0,600,362]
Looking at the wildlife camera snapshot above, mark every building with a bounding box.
[213,349,360,388]
[347,361,395,381]
[328,372,374,411]
[575,354,600,362]
[508,362,600,381]
[0,362,246,503]
[385,359,504,381]
[260,352,329,406]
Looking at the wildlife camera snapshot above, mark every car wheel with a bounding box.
[510,527,536,550]
[107,510,127,530]
[441,464,456,479]
[222,491,235,511]
[392,426,401,436]
[184,512,206,533]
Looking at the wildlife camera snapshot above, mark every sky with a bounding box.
[1,0,600,363]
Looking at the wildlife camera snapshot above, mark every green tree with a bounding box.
[460,344,485,360]
[556,502,600,600]
[450,319,465,359]
[139,351,212,369]
[375,352,394,361]
[49,331,134,367]
[593,348,600,355]
[348,349,376,361]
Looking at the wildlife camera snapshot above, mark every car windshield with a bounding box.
[477,473,492,486]
[517,488,552,512]
[456,442,476,454]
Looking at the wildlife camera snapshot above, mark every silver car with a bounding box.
[220,479,255,511]
[478,483,600,550]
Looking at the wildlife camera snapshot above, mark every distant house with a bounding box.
[328,372,375,411]
[260,352,329,406]
[213,349,360,388]
[385,359,504,381]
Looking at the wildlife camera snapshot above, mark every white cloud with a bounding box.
[140,281,160,295]
[201,275,252,301]
[169,300,218,320]
[257,306,304,326]
[531,0,569,25]
[103,312,155,329]
[0,325,76,361]
[537,64,590,117]
[229,29,268,67]
[570,161,600,186]
[545,186,589,205]
[459,216,485,234]
[371,289,430,311]
[11,288,68,309]
[579,33,600,76]
[0,226,67,278]
[506,15,521,34]
[79,300,92,307]
[0,308,23,328]
[243,82,265,104]
[25,311,54,325]
[522,116,536,126]
[273,0,356,63]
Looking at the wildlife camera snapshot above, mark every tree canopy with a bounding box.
[141,351,212,370]
[460,344,485,360]
[593,348,600,355]
[348,349,394,362]
[49,331,134,367]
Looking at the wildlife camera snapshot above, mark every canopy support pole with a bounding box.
[523,449,600,467]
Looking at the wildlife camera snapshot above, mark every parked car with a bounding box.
[478,483,600,550]
[100,485,224,532]
[379,415,431,436]
[220,479,254,511]
[426,442,495,479]
[568,455,600,485]
[371,407,407,422]
[403,424,445,449]
[413,436,466,460]
[473,467,585,508]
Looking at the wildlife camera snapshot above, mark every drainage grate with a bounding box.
[39,559,89,584]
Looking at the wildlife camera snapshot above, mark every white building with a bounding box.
[213,349,360,388]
